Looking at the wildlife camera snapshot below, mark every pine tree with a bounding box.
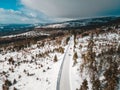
[73,52,78,65]
[80,79,88,90]
[54,55,58,62]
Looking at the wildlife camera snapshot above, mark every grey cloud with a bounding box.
[21,0,120,19]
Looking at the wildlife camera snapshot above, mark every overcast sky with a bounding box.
[21,0,120,18]
[0,0,120,23]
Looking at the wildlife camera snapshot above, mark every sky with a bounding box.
[0,0,120,24]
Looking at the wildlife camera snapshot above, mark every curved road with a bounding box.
[57,36,74,90]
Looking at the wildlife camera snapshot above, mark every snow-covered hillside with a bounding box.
[0,35,69,90]
[36,16,120,29]
[41,23,69,28]
[1,30,49,38]
[0,20,120,90]
[71,29,120,90]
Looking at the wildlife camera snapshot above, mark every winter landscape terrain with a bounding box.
[0,17,120,90]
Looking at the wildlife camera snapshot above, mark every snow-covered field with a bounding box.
[0,35,69,90]
[71,30,120,90]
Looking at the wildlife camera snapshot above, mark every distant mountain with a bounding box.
[0,24,35,36]
[1,16,120,37]
[36,16,120,29]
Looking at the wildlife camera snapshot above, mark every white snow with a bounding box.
[0,36,68,90]
[71,31,120,90]
[1,30,49,38]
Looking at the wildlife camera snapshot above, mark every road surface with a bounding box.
[58,36,74,90]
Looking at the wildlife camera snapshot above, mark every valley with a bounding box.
[0,17,120,90]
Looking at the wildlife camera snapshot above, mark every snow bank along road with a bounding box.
[57,36,74,90]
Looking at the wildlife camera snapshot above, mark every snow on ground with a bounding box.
[70,36,91,90]
[1,30,49,38]
[40,23,69,29]
[71,31,120,90]
[0,36,68,90]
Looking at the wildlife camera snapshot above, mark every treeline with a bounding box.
[0,30,67,53]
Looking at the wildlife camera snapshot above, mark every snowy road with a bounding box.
[57,36,74,90]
